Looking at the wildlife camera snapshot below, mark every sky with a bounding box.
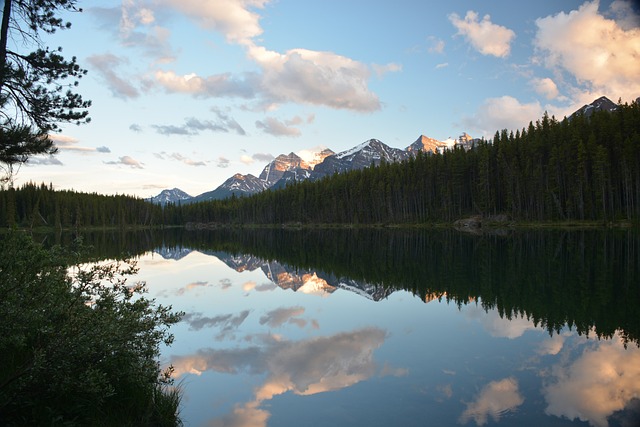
[10,0,640,198]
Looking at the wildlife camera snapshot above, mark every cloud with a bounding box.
[543,333,640,427]
[255,117,301,137]
[258,306,305,328]
[161,0,270,45]
[372,62,403,78]
[609,0,640,30]
[449,11,515,58]
[459,377,524,425]
[26,155,63,166]
[531,77,559,100]
[216,156,231,168]
[153,115,246,136]
[250,46,381,112]
[240,154,254,165]
[104,155,144,169]
[115,1,176,63]
[436,62,449,69]
[154,70,258,99]
[168,152,206,166]
[149,0,382,112]
[251,153,274,162]
[427,36,445,54]
[171,327,387,426]
[462,96,544,138]
[211,107,247,135]
[533,1,640,101]
[49,134,110,154]
[87,54,140,99]
[129,124,142,132]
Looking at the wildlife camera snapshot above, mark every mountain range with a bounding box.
[148,96,624,205]
[149,133,479,204]
[155,246,393,301]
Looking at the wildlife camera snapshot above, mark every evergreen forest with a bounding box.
[2,101,640,228]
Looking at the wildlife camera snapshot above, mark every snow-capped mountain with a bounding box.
[191,173,269,203]
[313,139,409,176]
[211,251,391,300]
[146,188,192,206]
[570,96,618,119]
[259,152,305,187]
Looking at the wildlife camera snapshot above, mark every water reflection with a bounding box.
[45,228,640,426]
[172,328,387,427]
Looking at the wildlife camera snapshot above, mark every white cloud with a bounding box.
[460,377,524,426]
[104,155,144,169]
[543,333,640,427]
[533,0,640,102]
[151,0,382,113]
[251,47,381,112]
[161,0,270,45]
[255,117,302,137]
[531,77,559,100]
[49,134,111,154]
[154,70,257,98]
[462,96,544,138]
[449,11,515,58]
[240,154,254,165]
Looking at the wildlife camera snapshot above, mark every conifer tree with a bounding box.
[0,0,91,183]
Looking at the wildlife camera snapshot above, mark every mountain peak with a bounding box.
[407,135,448,154]
[146,188,192,205]
[571,96,618,119]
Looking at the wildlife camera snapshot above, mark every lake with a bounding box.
[72,228,640,427]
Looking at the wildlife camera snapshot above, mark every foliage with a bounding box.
[171,101,640,224]
[0,0,91,182]
[0,232,183,426]
[0,182,163,229]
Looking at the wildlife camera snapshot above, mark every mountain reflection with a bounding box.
[171,327,388,427]
[57,227,640,426]
[148,228,639,345]
[66,227,640,346]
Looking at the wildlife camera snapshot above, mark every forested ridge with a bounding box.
[1,101,639,228]
[180,101,640,225]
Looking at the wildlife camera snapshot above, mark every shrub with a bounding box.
[0,232,183,426]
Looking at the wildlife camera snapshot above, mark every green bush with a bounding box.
[0,232,183,426]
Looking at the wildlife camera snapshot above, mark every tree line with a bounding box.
[176,101,640,225]
[1,100,639,228]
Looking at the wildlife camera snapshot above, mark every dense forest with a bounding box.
[1,100,639,228]
[178,101,640,224]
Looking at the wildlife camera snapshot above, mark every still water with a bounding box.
[82,228,640,426]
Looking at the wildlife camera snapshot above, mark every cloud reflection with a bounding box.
[259,306,307,328]
[459,377,524,426]
[171,327,387,427]
[543,332,640,427]
[182,310,251,340]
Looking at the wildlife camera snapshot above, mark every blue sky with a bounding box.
[12,0,640,197]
